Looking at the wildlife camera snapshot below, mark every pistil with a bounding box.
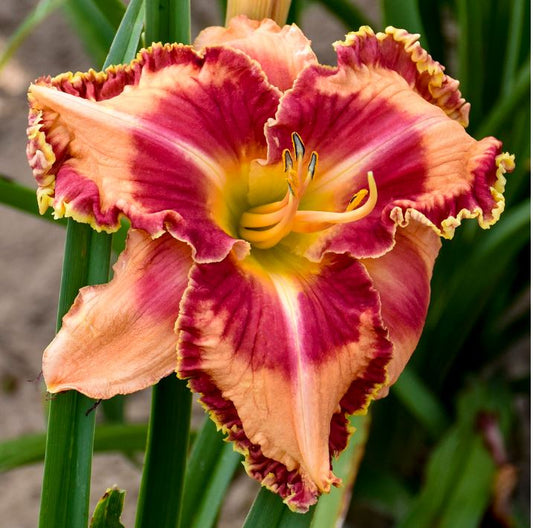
[239,133,377,249]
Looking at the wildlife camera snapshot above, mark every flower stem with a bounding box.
[134,376,192,528]
[39,222,111,528]
[37,1,150,526]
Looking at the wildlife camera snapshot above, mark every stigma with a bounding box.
[239,133,377,249]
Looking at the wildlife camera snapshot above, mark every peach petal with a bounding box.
[194,15,317,91]
[44,230,191,399]
[178,251,391,510]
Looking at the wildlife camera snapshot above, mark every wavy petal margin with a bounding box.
[43,231,191,398]
[261,27,514,261]
[337,26,470,126]
[27,44,281,262]
[177,251,391,511]
[194,15,317,91]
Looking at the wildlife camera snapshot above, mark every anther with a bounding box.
[346,189,368,212]
[283,149,293,172]
[307,152,318,179]
[292,132,305,160]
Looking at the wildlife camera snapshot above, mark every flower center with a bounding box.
[239,132,378,249]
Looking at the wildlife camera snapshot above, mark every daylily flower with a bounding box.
[26,17,513,511]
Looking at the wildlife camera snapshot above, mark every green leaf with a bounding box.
[180,418,231,528]
[392,367,449,438]
[134,376,192,528]
[62,0,116,64]
[93,0,126,29]
[501,0,526,95]
[314,0,371,29]
[353,466,414,520]
[475,61,530,139]
[145,0,191,45]
[39,222,99,528]
[397,381,513,528]
[90,487,126,528]
[189,442,242,528]
[241,416,371,527]
[0,176,66,227]
[243,489,292,528]
[104,0,146,68]
[456,0,484,125]
[0,423,147,472]
[0,0,65,72]
[381,0,427,47]
[417,200,530,385]
[311,414,371,528]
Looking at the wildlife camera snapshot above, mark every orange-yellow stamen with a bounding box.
[239,133,378,249]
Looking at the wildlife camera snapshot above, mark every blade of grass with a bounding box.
[0,0,64,72]
[133,3,192,527]
[38,2,146,525]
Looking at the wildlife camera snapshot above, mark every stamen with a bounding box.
[239,134,378,249]
[292,172,377,233]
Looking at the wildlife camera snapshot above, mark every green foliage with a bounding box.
[1,0,529,527]
[0,0,65,72]
[90,487,126,528]
[180,418,242,528]
[0,423,148,471]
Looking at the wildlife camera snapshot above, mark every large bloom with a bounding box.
[27,17,513,511]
